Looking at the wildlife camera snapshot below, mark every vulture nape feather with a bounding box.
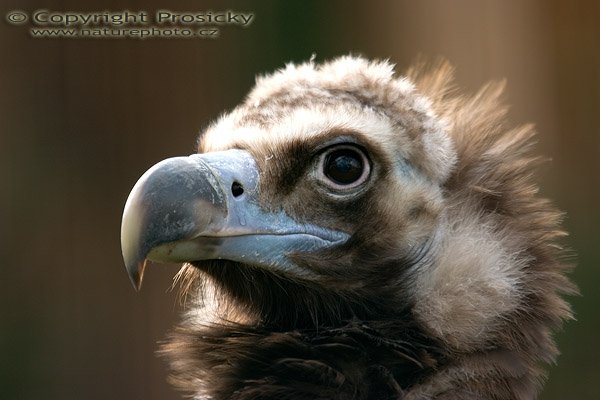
[120,56,576,400]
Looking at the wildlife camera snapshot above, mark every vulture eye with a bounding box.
[319,145,370,190]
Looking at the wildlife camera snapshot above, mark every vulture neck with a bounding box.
[163,262,449,399]
[162,310,444,400]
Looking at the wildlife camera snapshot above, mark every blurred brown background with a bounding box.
[1,1,598,399]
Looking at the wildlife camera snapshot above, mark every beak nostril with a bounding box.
[231,181,244,197]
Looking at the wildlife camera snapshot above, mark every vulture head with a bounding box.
[121,56,575,399]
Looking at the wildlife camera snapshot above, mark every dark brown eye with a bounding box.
[319,145,370,189]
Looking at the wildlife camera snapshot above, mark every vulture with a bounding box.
[120,56,575,400]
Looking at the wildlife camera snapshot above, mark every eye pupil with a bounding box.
[324,149,364,185]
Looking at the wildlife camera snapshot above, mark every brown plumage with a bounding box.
[121,56,575,400]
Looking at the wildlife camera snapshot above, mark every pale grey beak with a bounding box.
[120,149,348,290]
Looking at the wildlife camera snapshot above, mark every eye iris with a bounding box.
[324,149,364,185]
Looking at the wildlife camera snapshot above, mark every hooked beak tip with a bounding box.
[127,260,147,292]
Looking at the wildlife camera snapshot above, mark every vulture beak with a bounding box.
[120,149,348,290]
